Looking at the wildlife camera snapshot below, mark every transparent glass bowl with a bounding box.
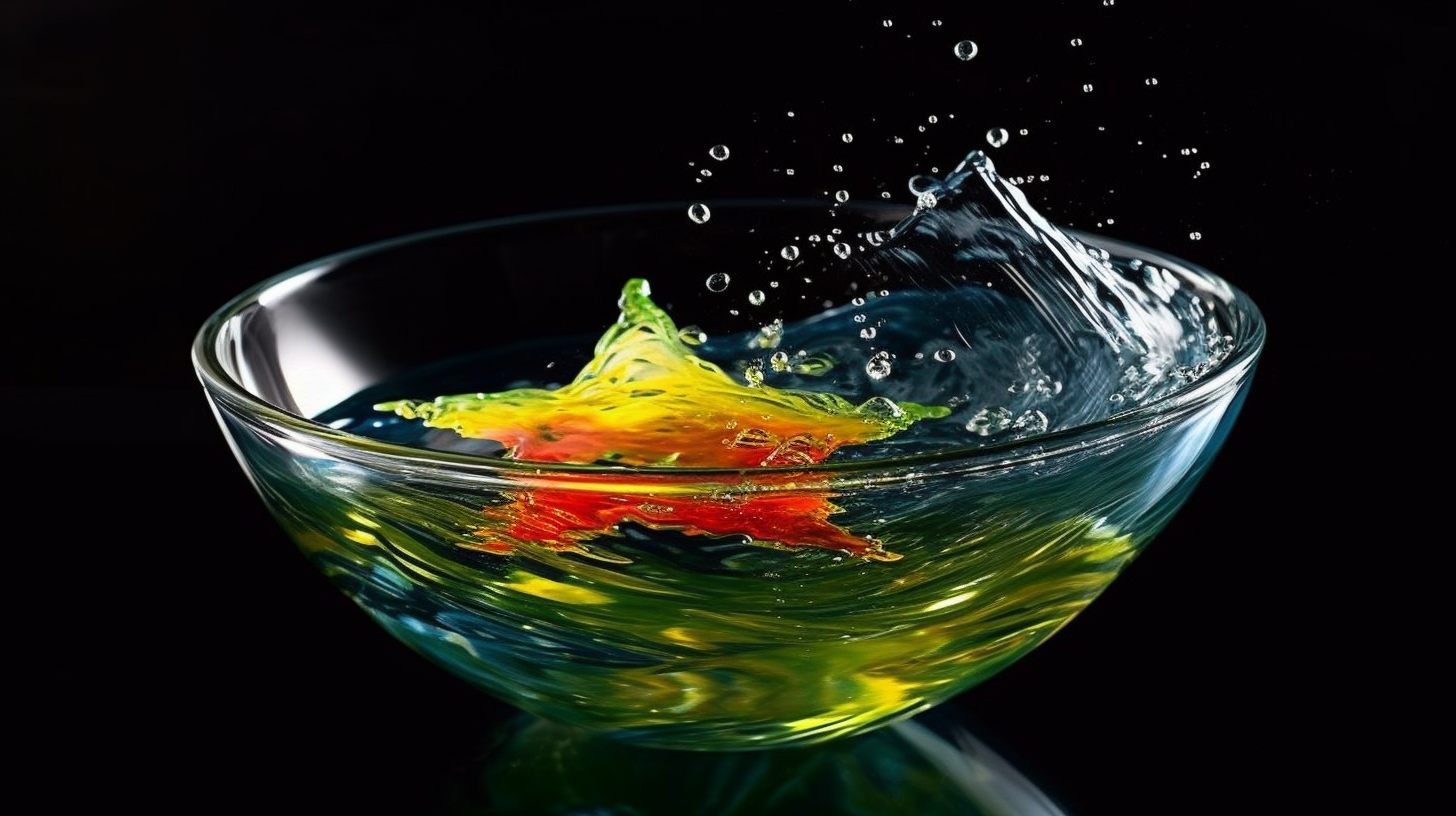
[192,201,1264,750]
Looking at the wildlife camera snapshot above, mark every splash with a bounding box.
[377,279,949,561]
[379,278,948,469]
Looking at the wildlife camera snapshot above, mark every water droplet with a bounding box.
[688,203,711,224]
[966,407,1013,436]
[853,313,867,323]
[953,40,978,60]
[865,351,893,380]
[832,164,844,173]
[1200,161,1210,169]
[1189,231,1202,240]
[1071,37,1083,46]
[781,245,799,261]
[678,326,707,345]
[1144,77,1158,86]
[769,280,779,288]
[835,190,850,203]
[744,365,764,387]
[833,243,852,259]
[699,168,712,177]
[932,20,943,27]
[709,144,729,160]
[748,289,766,306]
[851,296,866,306]
[860,326,877,339]
[986,127,1009,148]
[705,272,730,292]
[1013,410,1049,436]
[769,351,790,372]
[1082,83,1094,93]
[842,133,854,143]
[882,19,893,27]
[1019,128,1029,136]
[865,230,886,246]
[933,348,956,362]
[927,115,938,124]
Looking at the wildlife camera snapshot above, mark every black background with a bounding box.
[4,2,1447,814]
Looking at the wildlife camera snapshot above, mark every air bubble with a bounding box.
[953,40,978,60]
[705,272,730,292]
[709,144,729,160]
[781,245,800,261]
[688,203,711,224]
[986,127,1009,148]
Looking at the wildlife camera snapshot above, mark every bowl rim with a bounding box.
[190,199,1267,480]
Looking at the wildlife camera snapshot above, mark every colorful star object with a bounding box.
[378,278,949,561]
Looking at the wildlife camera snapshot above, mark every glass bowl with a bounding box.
[191,199,1264,751]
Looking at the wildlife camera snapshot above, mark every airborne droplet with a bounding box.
[953,40,978,60]
[833,243,852,259]
[748,289,766,306]
[709,144,730,161]
[688,203,711,224]
[933,348,956,362]
[986,127,1009,148]
[705,272,730,292]
[781,245,800,261]
[678,326,707,346]
[865,351,893,380]
[835,190,850,203]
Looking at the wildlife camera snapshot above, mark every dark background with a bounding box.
[4,2,1447,814]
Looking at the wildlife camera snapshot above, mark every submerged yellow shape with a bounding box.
[378,279,949,467]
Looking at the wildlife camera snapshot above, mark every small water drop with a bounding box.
[743,365,765,387]
[859,326,877,340]
[705,272,730,292]
[1200,161,1210,169]
[865,351,893,380]
[833,243,852,259]
[781,245,800,261]
[986,127,1009,148]
[688,203,711,224]
[927,114,938,124]
[709,144,730,160]
[1145,77,1158,85]
[699,168,712,177]
[882,19,893,27]
[769,351,790,372]
[853,313,867,323]
[966,407,1014,437]
[1082,83,1094,92]
[851,296,866,306]
[832,164,844,173]
[748,289,766,306]
[678,326,707,345]
[1019,128,1029,136]
[835,190,850,203]
[1071,37,1083,46]
[1189,231,1202,240]
[842,133,854,143]
[953,40,978,60]
[932,20,942,27]
[933,348,956,362]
